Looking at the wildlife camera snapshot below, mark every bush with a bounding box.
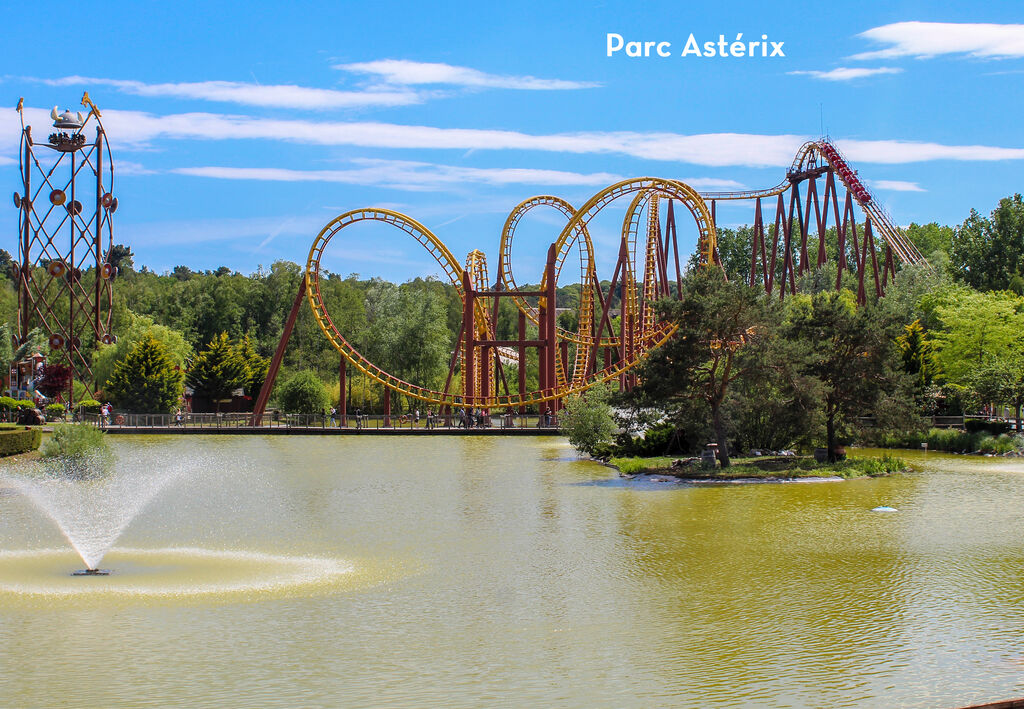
[77,399,102,414]
[40,424,114,477]
[0,426,41,456]
[45,403,66,420]
[277,371,330,414]
[560,383,615,457]
[0,396,19,413]
[966,419,1013,436]
[839,454,908,478]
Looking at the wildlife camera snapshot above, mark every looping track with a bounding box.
[300,139,925,410]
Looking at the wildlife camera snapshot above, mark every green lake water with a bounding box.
[1,436,1023,708]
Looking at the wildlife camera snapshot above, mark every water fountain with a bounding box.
[0,441,359,600]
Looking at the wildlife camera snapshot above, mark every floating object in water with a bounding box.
[871,506,898,512]
[72,568,110,576]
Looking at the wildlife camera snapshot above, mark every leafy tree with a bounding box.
[36,363,73,399]
[186,332,249,412]
[626,268,777,467]
[949,195,1024,291]
[906,222,954,260]
[930,287,1024,387]
[93,312,192,392]
[0,323,13,379]
[786,291,901,461]
[969,358,1024,430]
[12,327,47,363]
[108,244,134,273]
[234,335,269,397]
[277,370,329,414]
[896,320,939,391]
[105,336,184,413]
[560,382,615,457]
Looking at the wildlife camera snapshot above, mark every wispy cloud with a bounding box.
[173,159,623,190]
[33,76,421,109]
[171,159,745,192]
[853,22,1024,60]
[841,140,1024,164]
[788,67,902,81]
[335,59,599,90]
[8,106,1024,168]
[870,180,925,192]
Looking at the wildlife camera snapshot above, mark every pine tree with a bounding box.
[233,335,269,397]
[106,336,184,413]
[186,332,249,412]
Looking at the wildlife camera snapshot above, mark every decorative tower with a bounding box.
[13,93,117,406]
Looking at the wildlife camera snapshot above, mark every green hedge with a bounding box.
[0,426,42,456]
[77,399,102,414]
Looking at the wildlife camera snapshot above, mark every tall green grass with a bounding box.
[873,428,1024,454]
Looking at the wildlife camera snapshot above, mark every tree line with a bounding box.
[0,192,1020,421]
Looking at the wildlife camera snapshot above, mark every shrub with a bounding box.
[45,403,66,420]
[840,454,908,477]
[966,419,1013,436]
[277,371,330,414]
[0,426,41,456]
[0,396,19,412]
[77,399,102,414]
[560,383,616,457]
[40,423,114,478]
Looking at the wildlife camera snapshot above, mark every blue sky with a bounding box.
[3,1,1022,282]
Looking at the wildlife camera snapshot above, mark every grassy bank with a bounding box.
[608,454,908,480]
[867,428,1024,454]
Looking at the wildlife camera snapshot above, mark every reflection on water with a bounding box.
[1,437,1024,707]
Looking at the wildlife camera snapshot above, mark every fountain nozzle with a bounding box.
[72,568,111,576]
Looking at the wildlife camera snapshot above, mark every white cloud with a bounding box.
[0,155,16,166]
[34,76,420,110]
[171,159,745,192]
[869,180,925,192]
[173,159,622,190]
[115,160,155,176]
[336,59,599,90]
[7,106,1024,168]
[840,139,1024,164]
[853,22,1024,60]
[788,67,902,81]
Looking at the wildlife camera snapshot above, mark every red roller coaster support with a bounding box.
[250,278,306,425]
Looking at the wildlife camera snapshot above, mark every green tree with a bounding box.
[105,336,184,413]
[560,383,615,457]
[93,312,192,392]
[949,195,1024,292]
[626,268,777,467]
[277,370,330,414]
[897,319,939,391]
[930,287,1024,387]
[234,335,269,397]
[786,291,901,461]
[186,332,249,412]
[970,358,1024,430]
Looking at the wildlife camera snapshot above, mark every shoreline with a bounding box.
[602,453,908,483]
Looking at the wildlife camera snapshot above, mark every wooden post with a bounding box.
[384,388,391,428]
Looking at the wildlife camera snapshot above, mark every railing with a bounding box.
[81,411,561,431]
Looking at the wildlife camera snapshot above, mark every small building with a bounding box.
[9,352,46,402]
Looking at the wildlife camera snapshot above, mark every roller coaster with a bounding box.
[251,138,928,423]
